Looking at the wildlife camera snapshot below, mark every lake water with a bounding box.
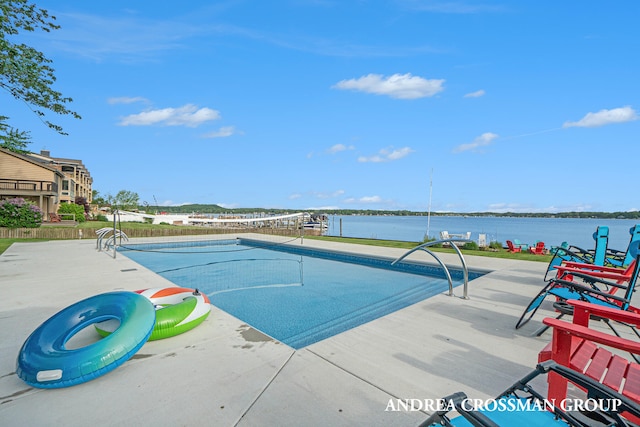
[323,215,640,251]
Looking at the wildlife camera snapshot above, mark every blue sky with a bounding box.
[7,1,639,212]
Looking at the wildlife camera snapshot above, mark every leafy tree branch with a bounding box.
[0,0,81,151]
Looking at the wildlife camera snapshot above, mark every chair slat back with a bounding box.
[593,226,609,266]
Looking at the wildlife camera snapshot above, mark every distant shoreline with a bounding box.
[149,204,640,220]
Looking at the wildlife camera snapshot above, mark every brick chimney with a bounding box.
[40,150,51,157]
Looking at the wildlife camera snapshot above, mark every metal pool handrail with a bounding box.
[95,211,129,258]
[95,227,113,249]
[391,239,471,299]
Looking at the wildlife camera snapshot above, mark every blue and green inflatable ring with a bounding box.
[16,291,156,388]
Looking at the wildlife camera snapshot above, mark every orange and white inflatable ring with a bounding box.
[96,287,211,340]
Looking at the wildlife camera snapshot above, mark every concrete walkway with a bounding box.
[0,237,564,426]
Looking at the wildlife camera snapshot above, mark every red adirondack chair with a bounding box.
[506,240,521,253]
[540,300,640,423]
[528,241,546,255]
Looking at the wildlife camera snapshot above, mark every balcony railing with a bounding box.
[0,179,58,193]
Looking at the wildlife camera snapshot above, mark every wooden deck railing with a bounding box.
[0,179,58,193]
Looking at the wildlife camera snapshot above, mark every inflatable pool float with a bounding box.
[16,291,155,388]
[96,287,211,341]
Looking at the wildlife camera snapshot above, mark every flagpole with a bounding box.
[426,169,433,240]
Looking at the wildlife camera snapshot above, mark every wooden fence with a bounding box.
[0,226,318,240]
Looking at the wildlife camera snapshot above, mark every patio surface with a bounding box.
[0,236,583,426]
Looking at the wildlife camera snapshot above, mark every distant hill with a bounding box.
[147,204,640,220]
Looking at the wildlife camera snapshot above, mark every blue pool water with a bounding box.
[119,239,483,348]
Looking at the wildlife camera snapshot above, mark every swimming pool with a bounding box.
[119,239,483,348]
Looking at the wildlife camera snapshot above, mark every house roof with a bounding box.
[28,150,92,180]
[0,147,65,178]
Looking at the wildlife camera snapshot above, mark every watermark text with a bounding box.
[385,397,622,413]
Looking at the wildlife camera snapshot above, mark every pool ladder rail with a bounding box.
[96,227,129,249]
[391,239,471,299]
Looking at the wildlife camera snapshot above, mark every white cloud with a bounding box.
[486,202,532,213]
[119,104,221,127]
[358,146,414,162]
[486,202,595,214]
[202,126,237,138]
[47,12,201,63]
[360,195,382,203]
[387,147,414,160]
[315,190,345,199]
[563,106,638,128]
[332,73,444,99]
[463,89,485,98]
[328,144,355,154]
[345,195,382,204]
[291,190,345,200]
[304,205,340,210]
[107,96,150,105]
[453,132,498,153]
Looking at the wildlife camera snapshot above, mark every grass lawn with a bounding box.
[0,238,51,254]
[304,235,552,262]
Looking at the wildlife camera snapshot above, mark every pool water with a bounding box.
[120,239,476,348]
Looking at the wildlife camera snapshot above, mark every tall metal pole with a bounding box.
[112,209,117,259]
[426,169,433,240]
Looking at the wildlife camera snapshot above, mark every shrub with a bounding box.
[462,241,479,250]
[422,235,444,247]
[0,198,43,228]
[74,196,90,214]
[58,202,86,223]
[489,241,503,250]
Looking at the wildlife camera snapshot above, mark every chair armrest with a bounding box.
[557,262,626,273]
[556,267,629,282]
[563,270,630,288]
[567,299,640,326]
[542,317,640,355]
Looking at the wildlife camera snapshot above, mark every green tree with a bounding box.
[0,0,81,151]
[112,190,140,211]
[92,189,108,206]
[0,115,30,153]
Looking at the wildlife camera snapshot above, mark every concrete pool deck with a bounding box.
[0,237,605,426]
